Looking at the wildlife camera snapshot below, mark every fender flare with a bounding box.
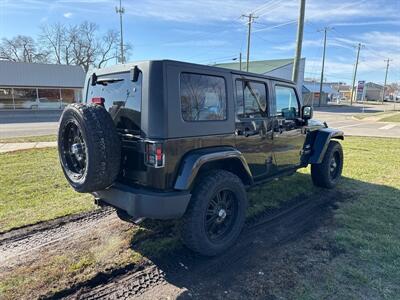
[174,147,253,191]
[308,128,344,164]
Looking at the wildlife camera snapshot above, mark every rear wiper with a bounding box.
[95,77,124,86]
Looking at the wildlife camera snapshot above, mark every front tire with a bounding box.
[181,170,247,256]
[311,140,343,188]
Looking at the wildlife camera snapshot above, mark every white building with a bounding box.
[0,61,85,110]
[214,58,306,93]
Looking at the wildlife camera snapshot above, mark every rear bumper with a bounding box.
[92,183,191,220]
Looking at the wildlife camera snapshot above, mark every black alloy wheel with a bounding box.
[329,151,340,180]
[205,189,238,242]
[181,170,247,256]
[311,140,344,189]
[60,121,87,180]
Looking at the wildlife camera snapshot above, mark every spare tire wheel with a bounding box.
[58,103,121,193]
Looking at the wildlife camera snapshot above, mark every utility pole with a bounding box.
[116,0,125,64]
[239,52,242,71]
[242,14,257,72]
[350,43,363,106]
[381,58,392,103]
[318,27,332,107]
[292,0,306,83]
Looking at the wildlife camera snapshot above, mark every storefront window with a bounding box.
[13,88,38,109]
[0,88,14,109]
[61,88,81,104]
[38,89,61,109]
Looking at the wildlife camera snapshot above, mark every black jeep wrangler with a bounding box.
[58,60,344,256]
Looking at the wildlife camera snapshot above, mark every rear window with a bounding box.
[180,73,227,121]
[87,72,141,112]
[87,72,142,132]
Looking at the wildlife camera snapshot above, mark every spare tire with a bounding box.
[58,103,121,193]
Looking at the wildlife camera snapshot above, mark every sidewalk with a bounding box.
[0,142,57,153]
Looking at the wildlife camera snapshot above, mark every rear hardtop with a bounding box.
[83,59,297,140]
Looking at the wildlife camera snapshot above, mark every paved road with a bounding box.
[0,122,58,138]
[0,110,60,138]
[314,103,400,138]
[0,103,398,139]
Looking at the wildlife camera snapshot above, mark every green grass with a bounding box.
[295,136,400,299]
[0,134,57,143]
[380,112,400,122]
[0,148,94,232]
[352,111,390,120]
[0,137,399,299]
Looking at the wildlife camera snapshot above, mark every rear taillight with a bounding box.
[144,142,164,168]
[91,97,105,106]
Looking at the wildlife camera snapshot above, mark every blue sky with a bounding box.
[1,0,399,84]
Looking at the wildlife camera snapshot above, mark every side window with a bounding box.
[180,73,227,121]
[235,80,267,118]
[275,86,299,119]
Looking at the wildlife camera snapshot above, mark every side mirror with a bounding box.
[130,66,140,82]
[302,105,313,120]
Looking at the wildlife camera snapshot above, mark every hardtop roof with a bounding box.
[91,59,295,85]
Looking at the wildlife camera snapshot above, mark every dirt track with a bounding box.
[0,208,114,266]
[0,190,346,299]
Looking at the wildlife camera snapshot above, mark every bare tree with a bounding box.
[0,35,48,63]
[39,23,67,64]
[39,21,130,71]
[96,29,120,68]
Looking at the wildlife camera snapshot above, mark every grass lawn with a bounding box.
[0,134,57,143]
[0,148,94,232]
[0,136,399,299]
[296,136,400,299]
[352,111,393,120]
[380,112,400,122]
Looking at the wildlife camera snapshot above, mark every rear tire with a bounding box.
[58,103,121,193]
[181,170,247,256]
[311,140,343,189]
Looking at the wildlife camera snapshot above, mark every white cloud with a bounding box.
[332,20,400,27]
[272,39,322,51]
[117,0,399,25]
[63,12,73,18]
[163,39,229,47]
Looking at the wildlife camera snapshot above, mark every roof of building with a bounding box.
[303,81,338,94]
[214,58,300,74]
[366,82,383,89]
[0,61,85,88]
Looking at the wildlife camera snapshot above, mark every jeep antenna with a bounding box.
[116,0,125,64]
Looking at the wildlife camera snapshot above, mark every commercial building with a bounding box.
[214,58,306,95]
[0,61,85,110]
[302,81,339,106]
[363,82,384,101]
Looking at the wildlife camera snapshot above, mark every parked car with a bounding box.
[22,98,67,109]
[57,60,344,256]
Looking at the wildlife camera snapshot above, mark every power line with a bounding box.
[253,19,297,33]
[250,0,286,15]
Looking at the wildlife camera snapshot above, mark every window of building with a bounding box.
[37,89,62,109]
[180,73,227,121]
[13,88,38,109]
[236,80,267,118]
[61,89,81,104]
[0,88,14,109]
[275,85,299,119]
